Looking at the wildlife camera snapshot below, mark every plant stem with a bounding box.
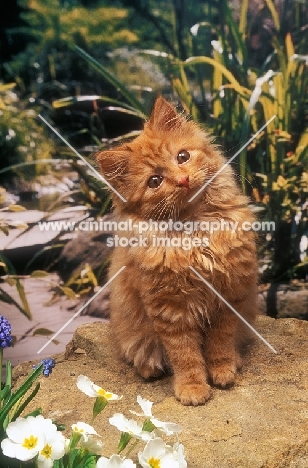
[125,439,140,458]
[0,349,2,410]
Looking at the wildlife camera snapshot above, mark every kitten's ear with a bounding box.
[148,96,182,131]
[95,149,128,186]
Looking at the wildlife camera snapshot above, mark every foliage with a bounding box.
[0,83,54,179]
[0,317,51,444]
[0,334,187,468]
[0,193,32,319]
[5,0,139,94]
[1,1,307,283]
[70,0,308,282]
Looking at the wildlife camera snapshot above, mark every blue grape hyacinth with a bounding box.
[33,357,56,377]
[0,315,13,348]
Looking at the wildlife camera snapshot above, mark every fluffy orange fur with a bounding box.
[96,96,258,406]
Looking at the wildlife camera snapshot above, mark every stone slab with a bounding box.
[12,316,308,468]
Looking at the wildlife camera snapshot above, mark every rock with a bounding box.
[80,285,110,318]
[12,316,308,467]
[1,206,89,272]
[57,214,114,283]
[258,282,308,319]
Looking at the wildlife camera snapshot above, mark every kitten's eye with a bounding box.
[177,150,190,164]
[148,175,164,189]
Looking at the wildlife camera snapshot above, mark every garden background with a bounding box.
[0,0,307,362]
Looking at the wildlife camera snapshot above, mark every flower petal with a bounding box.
[150,418,182,436]
[72,421,99,436]
[96,454,136,468]
[80,435,103,454]
[138,438,179,468]
[130,396,153,417]
[77,375,98,397]
[109,414,152,441]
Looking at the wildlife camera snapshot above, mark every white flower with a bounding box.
[72,421,99,442]
[130,396,182,436]
[150,418,183,437]
[77,375,122,400]
[138,438,180,468]
[1,415,65,467]
[1,416,45,461]
[96,454,136,468]
[173,442,187,468]
[37,430,66,468]
[130,395,153,417]
[64,438,70,454]
[109,413,152,441]
[80,435,104,454]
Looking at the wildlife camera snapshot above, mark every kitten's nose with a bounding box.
[177,175,190,189]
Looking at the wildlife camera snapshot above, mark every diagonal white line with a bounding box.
[37,265,126,354]
[188,114,276,202]
[189,266,277,354]
[38,114,127,203]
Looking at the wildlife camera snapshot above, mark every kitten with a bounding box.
[96,96,258,406]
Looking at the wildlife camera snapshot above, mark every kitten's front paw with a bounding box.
[210,365,236,388]
[175,383,212,406]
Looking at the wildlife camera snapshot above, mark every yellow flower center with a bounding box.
[97,388,113,399]
[41,444,52,459]
[148,457,161,468]
[22,435,38,450]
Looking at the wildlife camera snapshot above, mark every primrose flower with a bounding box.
[1,415,65,466]
[72,421,99,442]
[173,442,187,468]
[33,358,56,377]
[80,435,104,454]
[109,413,152,441]
[37,429,66,468]
[150,418,183,437]
[77,375,122,400]
[131,396,182,436]
[96,454,136,468]
[130,395,153,417]
[0,315,13,348]
[138,438,181,468]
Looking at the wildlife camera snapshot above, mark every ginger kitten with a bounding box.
[96,96,258,406]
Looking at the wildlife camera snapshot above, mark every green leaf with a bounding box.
[30,270,49,278]
[184,56,251,97]
[0,385,11,401]
[0,286,31,318]
[52,95,140,114]
[71,448,97,468]
[0,225,9,236]
[23,408,42,418]
[142,419,156,432]
[33,328,54,336]
[11,383,41,421]
[4,277,17,287]
[264,0,280,31]
[0,364,43,427]
[117,432,132,454]
[73,45,147,117]
[5,360,12,390]
[59,286,77,299]
[0,252,32,319]
[0,159,71,175]
[7,204,26,212]
[25,243,65,271]
[15,278,32,320]
[239,0,249,35]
